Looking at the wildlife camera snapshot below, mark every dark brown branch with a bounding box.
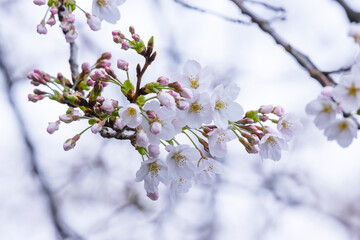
[99,127,136,140]
[231,0,336,87]
[323,65,352,75]
[334,0,360,23]
[0,49,84,240]
[173,0,251,25]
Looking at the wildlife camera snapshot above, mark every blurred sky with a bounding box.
[1,0,360,239]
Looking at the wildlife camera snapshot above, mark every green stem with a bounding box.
[183,130,202,154]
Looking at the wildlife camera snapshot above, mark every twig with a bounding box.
[0,48,84,240]
[69,42,79,84]
[334,0,360,23]
[244,0,285,12]
[323,65,352,75]
[173,0,251,25]
[230,0,336,87]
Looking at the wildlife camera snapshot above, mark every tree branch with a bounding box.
[333,0,360,23]
[69,42,79,83]
[0,48,84,240]
[231,0,336,87]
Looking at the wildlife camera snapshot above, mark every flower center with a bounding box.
[281,120,292,130]
[97,0,110,7]
[347,83,360,96]
[215,99,227,110]
[338,121,349,131]
[322,104,333,113]
[189,102,203,113]
[173,151,186,166]
[188,75,199,89]
[127,107,137,116]
[149,163,160,178]
[216,132,226,144]
[266,136,277,147]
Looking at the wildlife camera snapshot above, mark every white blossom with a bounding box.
[277,113,303,141]
[166,145,200,180]
[136,129,149,147]
[305,96,338,129]
[172,60,211,92]
[92,0,125,24]
[158,91,176,110]
[196,157,224,184]
[332,75,360,112]
[324,118,358,147]
[135,158,168,194]
[211,83,244,129]
[259,134,288,161]
[119,103,142,128]
[180,92,213,128]
[208,128,236,158]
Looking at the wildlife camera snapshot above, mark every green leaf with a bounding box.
[48,0,58,7]
[121,79,134,95]
[88,118,98,125]
[245,110,260,123]
[136,95,146,106]
[137,147,147,156]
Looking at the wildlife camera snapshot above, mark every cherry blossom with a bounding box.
[324,118,358,147]
[208,128,236,158]
[332,75,360,113]
[211,83,244,129]
[180,92,213,128]
[259,134,288,161]
[172,60,211,92]
[277,113,303,141]
[305,96,338,129]
[119,103,142,128]
[166,145,200,180]
[92,0,126,24]
[196,157,224,184]
[135,158,168,194]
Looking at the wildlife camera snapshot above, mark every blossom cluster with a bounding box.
[28,24,302,200]
[34,0,125,42]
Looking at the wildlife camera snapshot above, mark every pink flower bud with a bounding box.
[117,59,129,71]
[165,145,173,152]
[321,86,334,98]
[148,144,160,157]
[146,190,159,201]
[101,99,115,114]
[91,121,104,134]
[150,122,162,135]
[67,12,75,24]
[33,0,45,5]
[180,88,193,99]
[86,13,101,31]
[259,105,274,114]
[113,35,122,43]
[65,29,78,43]
[176,100,189,110]
[47,120,60,134]
[101,52,112,60]
[245,145,259,154]
[132,34,140,42]
[87,79,94,86]
[96,96,105,103]
[63,135,79,151]
[50,7,58,15]
[46,17,56,26]
[114,117,125,130]
[96,60,111,68]
[158,92,176,110]
[272,106,285,117]
[112,30,121,36]
[169,81,183,91]
[146,110,157,119]
[168,90,179,100]
[136,130,149,147]
[81,62,91,74]
[157,76,169,85]
[37,21,47,34]
[59,114,72,123]
[248,134,260,145]
[121,41,130,50]
[129,26,135,34]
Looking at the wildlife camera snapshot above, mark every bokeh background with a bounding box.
[1,0,360,239]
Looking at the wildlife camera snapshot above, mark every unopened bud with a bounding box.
[47,120,60,134]
[114,117,125,130]
[272,106,285,117]
[117,59,129,71]
[148,144,160,157]
[136,130,149,147]
[146,110,157,119]
[259,105,274,114]
[150,122,162,135]
[100,52,112,60]
[146,190,159,201]
[157,76,169,85]
[81,62,91,74]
